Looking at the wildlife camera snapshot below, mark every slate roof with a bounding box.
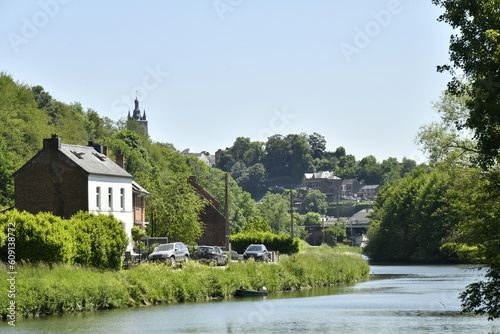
[133,181,150,195]
[303,171,340,180]
[60,144,133,178]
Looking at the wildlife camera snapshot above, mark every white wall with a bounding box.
[88,174,134,250]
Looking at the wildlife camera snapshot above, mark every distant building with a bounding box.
[358,184,380,200]
[128,97,148,136]
[301,171,342,202]
[188,176,226,247]
[342,179,362,197]
[181,148,216,167]
[13,134,149,250]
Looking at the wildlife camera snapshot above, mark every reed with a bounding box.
[0,252,369,319]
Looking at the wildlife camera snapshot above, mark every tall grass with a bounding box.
[0,252,369,319]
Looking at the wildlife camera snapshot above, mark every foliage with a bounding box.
[432,0,500,318]
[145,173,206,245]
[257,192,293,234]
[460,267,500,321]
[302,212,322,226]
[131,226,147,241]
[0,252,369,319]
[323,219,348,246]
[364,168,455,263]
[416,90,476,166]
[301,189,328,214]
[0,210,127,269]
[0,210,74,264]
[230,231,301,255]
[68,212,128,269]
[433,0,500,167]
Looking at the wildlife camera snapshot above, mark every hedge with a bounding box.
[230,231,300,254]
[0,209,127,269]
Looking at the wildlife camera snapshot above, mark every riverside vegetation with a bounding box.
[0,249,368,320]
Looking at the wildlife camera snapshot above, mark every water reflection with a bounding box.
[4,265,500,334]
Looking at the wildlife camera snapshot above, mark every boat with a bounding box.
[234,287,268,297]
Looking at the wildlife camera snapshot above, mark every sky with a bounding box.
[1,0,454,163]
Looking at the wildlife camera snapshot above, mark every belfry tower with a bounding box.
[128,97,148,136]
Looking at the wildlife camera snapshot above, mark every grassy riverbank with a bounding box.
[0,251,369,319]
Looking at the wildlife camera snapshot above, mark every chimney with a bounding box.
[116,150,125,169]
[88,141,104,154]
[43,134,61,150]
[102,145,108,157]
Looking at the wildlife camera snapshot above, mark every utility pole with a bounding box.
[225,172,231,253]
[290,189,294,239]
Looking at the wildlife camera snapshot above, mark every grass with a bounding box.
[299,240,363,254]
[0,251,369,319]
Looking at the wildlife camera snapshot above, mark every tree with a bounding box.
[257,192,291,234]
[432,1,500,318]
[416,90,476,166]
[308,132,326,159]
[364,168,455,263]
[146,173,206,244]
[301,189,328,214]
[433,0,500,167]
[358,155,381,184]
[236,163,267,199]
[303,212,322,226]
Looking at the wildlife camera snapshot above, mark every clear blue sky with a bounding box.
[1,0,453,163]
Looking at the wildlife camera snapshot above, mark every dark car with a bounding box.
[243,244,269,262]
[195,246,228,266]
[148,242,189,265]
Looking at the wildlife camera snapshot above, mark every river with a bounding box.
[5,265,500,333]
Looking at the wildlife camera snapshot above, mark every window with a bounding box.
[108,187,113,210]
[120,188,125,210]
[96,187,101,210]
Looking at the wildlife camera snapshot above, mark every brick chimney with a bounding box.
[116,150,125,169]
[43,134,61,150]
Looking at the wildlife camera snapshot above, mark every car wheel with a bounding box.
[184,255,189,263]
[170,256,176,266]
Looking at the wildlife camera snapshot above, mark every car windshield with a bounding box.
[247,245,263,251]
[155,244,174,252]
[198,247,212,252]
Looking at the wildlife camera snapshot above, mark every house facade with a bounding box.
[301,171,342,202]
[342,179,362,197]
[358,184,380,200]
[13,134,148,249]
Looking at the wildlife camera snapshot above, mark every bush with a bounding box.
[230,231,300,254]
[0,210,127,269]
[0,210,74,263]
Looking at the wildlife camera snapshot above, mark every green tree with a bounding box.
[308,132,326,159]
[433,0,500,167]
[146,173,206,244]
[364,168,455,263]
[303,212,322,225]
[358,155,381,184]
[257,192,291,234]
[301,189,328,214]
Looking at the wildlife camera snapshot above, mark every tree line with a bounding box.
[216,134,419,199]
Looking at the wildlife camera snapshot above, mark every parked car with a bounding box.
[195,246,228,266]
[148,242,189,264]
[243,244,269,262]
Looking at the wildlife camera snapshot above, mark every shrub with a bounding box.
[230,231,300,254]
[0,210,74,263]
[0,210,127,269]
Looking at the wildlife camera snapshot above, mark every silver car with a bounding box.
[148,242,189,265]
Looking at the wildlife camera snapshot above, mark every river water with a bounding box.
[5,265,500,333]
